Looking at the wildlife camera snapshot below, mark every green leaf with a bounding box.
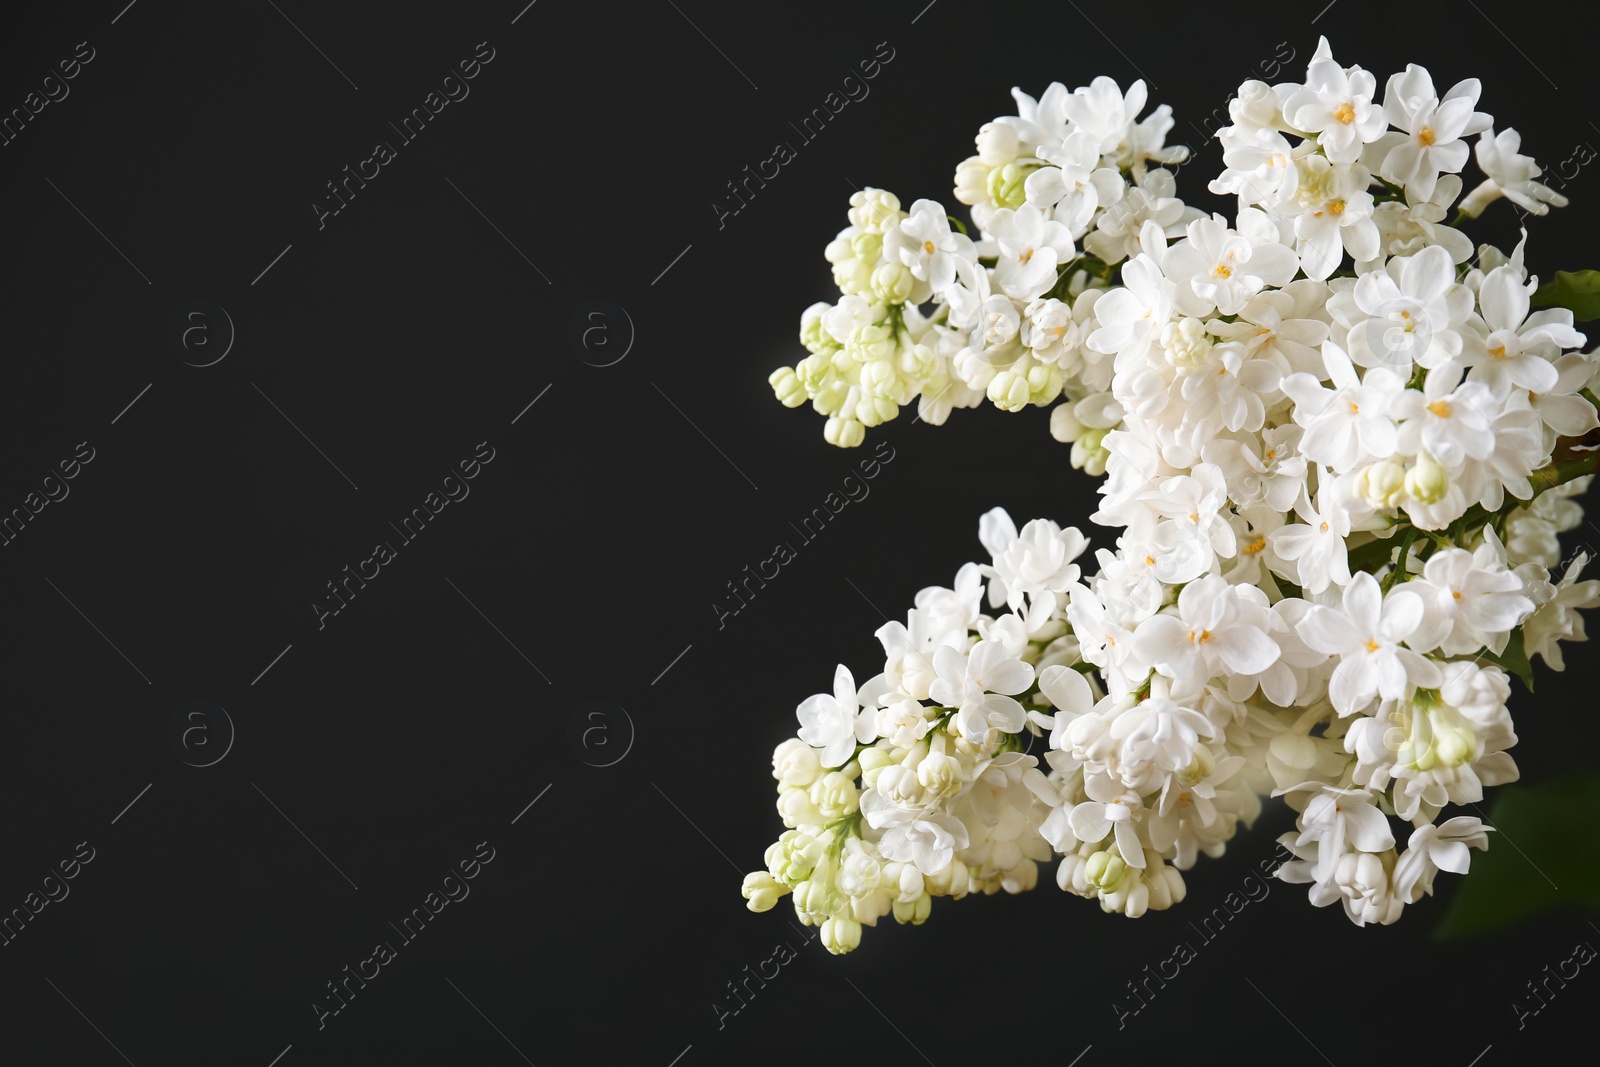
[1433,776,1600,940]
[1480,628,1536,693]
[1532,270,1600,322]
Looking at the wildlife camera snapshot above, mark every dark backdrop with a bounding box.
[2,1,1597,1064]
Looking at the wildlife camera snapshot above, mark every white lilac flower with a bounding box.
[989,202,1076,300]
[1162,211,1299,317]
[1283,39,1389,165]
[1393,817,1491,902]
[1460,126,1569,218]
[1133,575,1282,685]
[1368,65,1491,201]
[1296,572,1441,715]
[796,665,875,767]
[1279,153,1381,281]
[1465,263,1585,396]
[755,60,1600,950]
[979,507,1089,632]
[1405,545,1534,655]
[1335,244,1473,372]
[886,199,976,295]
[1523,551,1600,668]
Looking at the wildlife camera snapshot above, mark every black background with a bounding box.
[2,1,1599,1064]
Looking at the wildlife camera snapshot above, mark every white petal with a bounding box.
[1343,800,1396,852]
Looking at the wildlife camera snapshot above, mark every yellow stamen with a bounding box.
[1334,102,1356,124]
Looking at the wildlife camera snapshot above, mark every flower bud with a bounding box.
[848,188,901,233]
[800,302,833,353]
[892,893,932,925]
[851,231,883,263]
[987,369,1031,411]
[1057,853,1088,894]
[925,859,970,899]
[808,771,860,821]
[792,878,835,922]
[770,830,825,882]
[1161,317,1212,369]
[1026,362,1063,405]
[916,751,962,799]
[899,652,936,701]
[1071,427,1110,475]
[1085,849,1128,893]
[954,157,989,207]
[890,861,925,903]
[859,356,900,398]
[795,352,831,392]
[987,162,1031,209]
[832,257,872,297]
[976,121,1021,166]
[824,233,855,265]
[742,872,788,913]
[824,416,866,448]
[846,323,895,364]
[858,747,896,791]
[1050,402,1086,443]
[772,738,824,789]
[838,845,882,898]
[855,393,899,428]
[1405,453,1450,505]
[1230,79,1281,129]
[1358,459,1406,509]
[777,786,824,829]
[768,367,808,408]
[820,916,863,954]
[870,260,913,304]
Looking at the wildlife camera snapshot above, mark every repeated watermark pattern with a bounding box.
[1,2,1593,1064]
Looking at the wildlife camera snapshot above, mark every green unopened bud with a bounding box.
[742,871,788,912]
[855,393,898,428]
[808,771,860,821]
[899,342,936,381]
[1405,453,1450,505]
[847,323,895,364]
[769,367,808,408]
[870,260,913,304]
[1358,460,1407,509]
[848,188,902,233]
[851,231,883,263]
[988,369,1031,411]
[858,746,894,788]
[1428,709,1478,768]
[1026,362,1063,405]
[892,892,932,925]
[820,916,862,954]
[1085,849,1128,892]
[987,162,1032,209]
[1071,427,1110,474]
[824,416,866,448]
[799,304,834,354]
